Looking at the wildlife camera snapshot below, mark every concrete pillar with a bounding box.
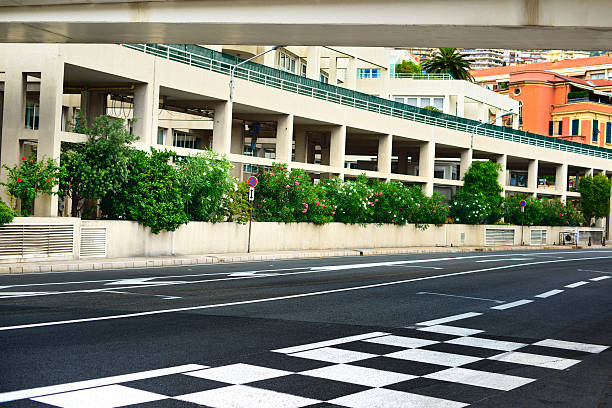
[460,149,473,180]
[0,71,26,206]
[443,94,450,114]
[528,159,539,197]
[456,95,465,117]
[294,128,308,163]
[556,163,568,202]
[586,168,594,177]
[80,91,107,125]
[495,109,503,126]
[512,114,520,130]
[419,141,435,196]
[497,154,507,195]
[35,64,64,216]
[230,121,243,154]
[329,125,346,169]
[345,57,357,90]
[377,134,392,174]
[212,101,232,155]
[275,114,293,163]
[165,127,174,147]
[329,57,338,85]
[381,68,390,99]
[478,103,488,123]
[305,47,321,80]
[255,46,277,68]
[133,81,159,146]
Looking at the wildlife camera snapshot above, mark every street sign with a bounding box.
[248,187,255,201]
[248,176,258,188]
[519,200,527,207]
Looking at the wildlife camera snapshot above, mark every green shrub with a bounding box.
[503,195,583,226]
[322,175,372,224]
[0,200,15,225]
[567,90,589,100]
[450,161,503,224]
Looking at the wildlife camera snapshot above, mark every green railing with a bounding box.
[390,73,454,80]
[122,44,612,160]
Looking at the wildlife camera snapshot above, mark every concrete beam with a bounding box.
[2,0,612,50]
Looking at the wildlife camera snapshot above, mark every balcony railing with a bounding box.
[390,73,454,80]
[122,44,612,160]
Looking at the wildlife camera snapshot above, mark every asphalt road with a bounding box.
[0,249,611,407]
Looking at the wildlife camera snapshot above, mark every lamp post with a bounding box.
[471,110,515,148]
[230,45,283,100]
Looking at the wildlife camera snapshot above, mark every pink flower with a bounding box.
[374,199,378,202]
[295,181,299,186]
[285,185,290,188]
[302,209,307,213]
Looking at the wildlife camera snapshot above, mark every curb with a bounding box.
[0,245,599,275]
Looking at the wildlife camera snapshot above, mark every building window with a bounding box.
[278,51,296,73]
[173,131,198,149]
[157,128,166,145]
[590,73,605,79]
[301,63,307,77]
[25,101,39,130]
[548,121,554,136]
[394,96,443,110]
[571,119,580,135]
[593,119,599,142]
[320,73,329,84]
[606,122,612,144]
[558,121,563,136]
[357,68,381,78]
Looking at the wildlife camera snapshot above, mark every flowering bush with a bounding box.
[450,161,503,224]
[2,155,60,216]
[322,175,372,224]
[503,195,583,226]
[253,164,333,225]
[0,200,15,225]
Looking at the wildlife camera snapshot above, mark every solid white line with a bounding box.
[534,289,564,298]
[532,339,608,354]
[417,325,484,337]
[475,258,534,263]
[590,276,611,281]
[491,299,533,310]
[3,255,612,332]
[272,332,389,354]
[0,364,207,403]
[577,269,612,274]
[417,292,505,303]
[415,312,483,327]
[565,281,589,288]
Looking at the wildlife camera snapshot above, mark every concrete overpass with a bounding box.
[0,0,611,49]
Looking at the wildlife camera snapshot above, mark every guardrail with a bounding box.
[390,73,454,80]
[122,44,612,160]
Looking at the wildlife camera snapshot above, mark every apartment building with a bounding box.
[460,49,504,70]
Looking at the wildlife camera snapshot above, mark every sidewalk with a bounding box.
[0,244,603,274]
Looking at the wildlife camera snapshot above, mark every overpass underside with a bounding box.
[0,0,611,49]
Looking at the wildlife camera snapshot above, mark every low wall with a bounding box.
[0,217,604,261]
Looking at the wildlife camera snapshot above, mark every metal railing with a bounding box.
[390,73,454,80]
[122,44,612,160]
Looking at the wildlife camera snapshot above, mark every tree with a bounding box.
[450,161,503,224]
[578,174,612,224]
[59,115,137,218]
[422,48,474,81]
[2,155,60,216]
[395,60,421,74]
[0,200,15,225]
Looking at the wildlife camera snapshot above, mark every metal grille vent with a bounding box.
[79,227,107,258]
[530,229,547,245]
[0,224,74,259]
[485,228,515,246]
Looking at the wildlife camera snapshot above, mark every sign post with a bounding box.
[519,199,527,245]
[247,176,258,253]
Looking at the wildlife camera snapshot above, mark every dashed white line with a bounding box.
[491,299,533,310]
[535,289,564,298]
[590,276,610,281]
[415,312,483,327]
[565,281,589,288]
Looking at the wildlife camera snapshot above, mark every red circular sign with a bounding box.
[519,200,527,207]
[248,176,258,188]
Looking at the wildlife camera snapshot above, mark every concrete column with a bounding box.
[165,127,174,147]
[381,68,390,100]
[586,168,594,177]
[512,114,520,130]
[255,46,277,68]
[212,101,232,155]
[419,141,435,196]
[377,134,392,174]
[443,94,450,114]
[495,109,503,126]
[456,95,465,117]
[230,121,243,154]
[497,154,507,195]
[329,125,346,169]
[478,103,488,123]
[345,56,357,90]
[459,148,473,180]
[329,57,338,85]
[133,81,159,146]
[80,91,107,125]
[305,47,321,80]
[528,159,539,197]
[35,64,64,216]
[294,128,308,163]
[275,114,294,163]
[556,163,568,202]
[0,71,26,206]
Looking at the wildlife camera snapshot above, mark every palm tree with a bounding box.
[422,48,474,81]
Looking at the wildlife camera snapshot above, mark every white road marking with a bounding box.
[532,339,608,354]
[590,276,611,281]
[446,337,527,352]
[330,388,468,408]
[290,347,376,364]
[417,325,484,337]
[565,281,589,288]
[302,364,415,387]
[363,335,438,349]
[3,255,612,331]
[415,312,483,327]
[33,384,166,407]
[489,351,580,370]
[0,364,207,403]
[476,258,534,263]
[577,269,612,274]
[101,290,182,300]
[425,367,535,391]
[177,384,320,408]
[273,332,388,354]
[185,363,291,384]
[535,289,564,298]
[491,299,533,310]
[228,272,281,277]
[0,291,54,297]
[417,291,505,303]
[386,348,482,367]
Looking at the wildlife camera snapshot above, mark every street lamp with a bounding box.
[471,110,515,148]
[230,45,284,100]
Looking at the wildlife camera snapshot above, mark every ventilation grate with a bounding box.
[530,229,547,245]
[485,228,515,246]
[79,227,107,258]
[0,224,74,259]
